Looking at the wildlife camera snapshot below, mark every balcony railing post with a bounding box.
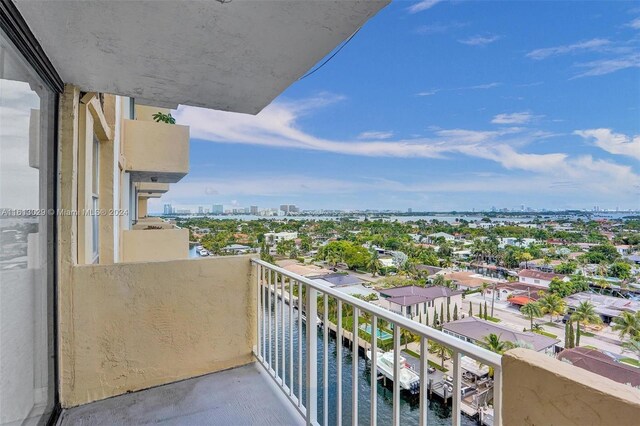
[419,336,429,426]
[289,277,294,395]
[352,306,359,426]
[393,325,400,426]
[452,350,462,426]
[370,316,377,426]
[493,365,503,426]
[336,300,343,426]
[267,269,272,368]
[253,263,262,359]
[306,286,318,426]
[323,293,329,426]
[275,272,279,378]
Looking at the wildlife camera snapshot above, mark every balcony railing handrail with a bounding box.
[252,258,502,367]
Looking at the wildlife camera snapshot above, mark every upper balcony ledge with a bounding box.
[57,362,303,426]
[123,119,189,183]
[121,228,189,262]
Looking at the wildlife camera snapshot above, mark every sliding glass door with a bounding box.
[0,24,56,425]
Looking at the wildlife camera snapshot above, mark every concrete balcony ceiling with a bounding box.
[15,0,389,113]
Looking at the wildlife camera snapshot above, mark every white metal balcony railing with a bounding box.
[251,259,503,426]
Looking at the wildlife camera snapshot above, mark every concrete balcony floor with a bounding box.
[58,363,303,426]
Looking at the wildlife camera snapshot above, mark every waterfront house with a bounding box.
[378,286,463,324]
[518,269,569,288]
[443,316,560,355]
[564,292,640,325]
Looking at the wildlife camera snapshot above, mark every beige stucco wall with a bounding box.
[502,348,640,426]
[123,119,189,183]
[135,104,170,122]
[137,197,148,218]
[59,255,257,407]
[121,229,188,262]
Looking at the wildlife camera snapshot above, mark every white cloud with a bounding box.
[357,131,394,140]
[459,34,501,46]
[575,128,640,160]
[526,38,611,60]
[491,112,538,124]
[416,82,500,96]
[174,95,640,203]
[573,52,640,78]
[407,0,442,14]
[626,17,640,29]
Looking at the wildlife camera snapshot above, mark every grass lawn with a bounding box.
[533,329,558,339]
[486,316,501,323]
[403,349,449,372]
[580,331,596,337]
[620,358,640,368]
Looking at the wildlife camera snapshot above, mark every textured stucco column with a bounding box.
[502,348,640,426]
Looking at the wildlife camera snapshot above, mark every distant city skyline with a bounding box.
[148,1,639,213]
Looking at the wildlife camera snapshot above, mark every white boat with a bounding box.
[366,350,420,393]
[198,249,209,256]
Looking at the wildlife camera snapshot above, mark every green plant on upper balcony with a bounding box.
[152,111,176,124]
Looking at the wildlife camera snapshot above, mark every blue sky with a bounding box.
[151,0,640,213]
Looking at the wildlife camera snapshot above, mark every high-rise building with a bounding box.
[250,205,258,215]
[198,206,204,214]
[407,208,412,213]
[163,203,173,215]
[212,204,224,215]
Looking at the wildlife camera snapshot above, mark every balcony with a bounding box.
[123,119,189,183]
[136,182,170,195]
[57,257,640,425]
[121,228,189,262]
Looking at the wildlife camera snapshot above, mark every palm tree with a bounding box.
[367,252,382,277]
[611,311,640,340]
[480,282,490,300]
[538,293,567,323]
[520,302,542,330]
[429,341,453,369]
[401,328,414,349]
[481,333,514,354]
[480,333,514,376]
[571,301,602,346]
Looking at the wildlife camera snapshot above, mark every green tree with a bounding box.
[429,341,453,369]
[538,293,567,323]
[554,261,577,275]
[152,111,176,124]
[468,303,473,317]
[548,277,574,298]
[608,262,632,280]
[440,303,444,325]
[567,319,575,349]
[453,304,459,321]
[521,302,542,330]
[478,303,483,319]
[432,310,439,328]
[611,311,640,340]
[481,333,514,354]
[367,251,382,277]
[480,282,490,300]
[518,252,533,268]
[571,301,602,346]
[446,303,451,323]
[484,301,488,320]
